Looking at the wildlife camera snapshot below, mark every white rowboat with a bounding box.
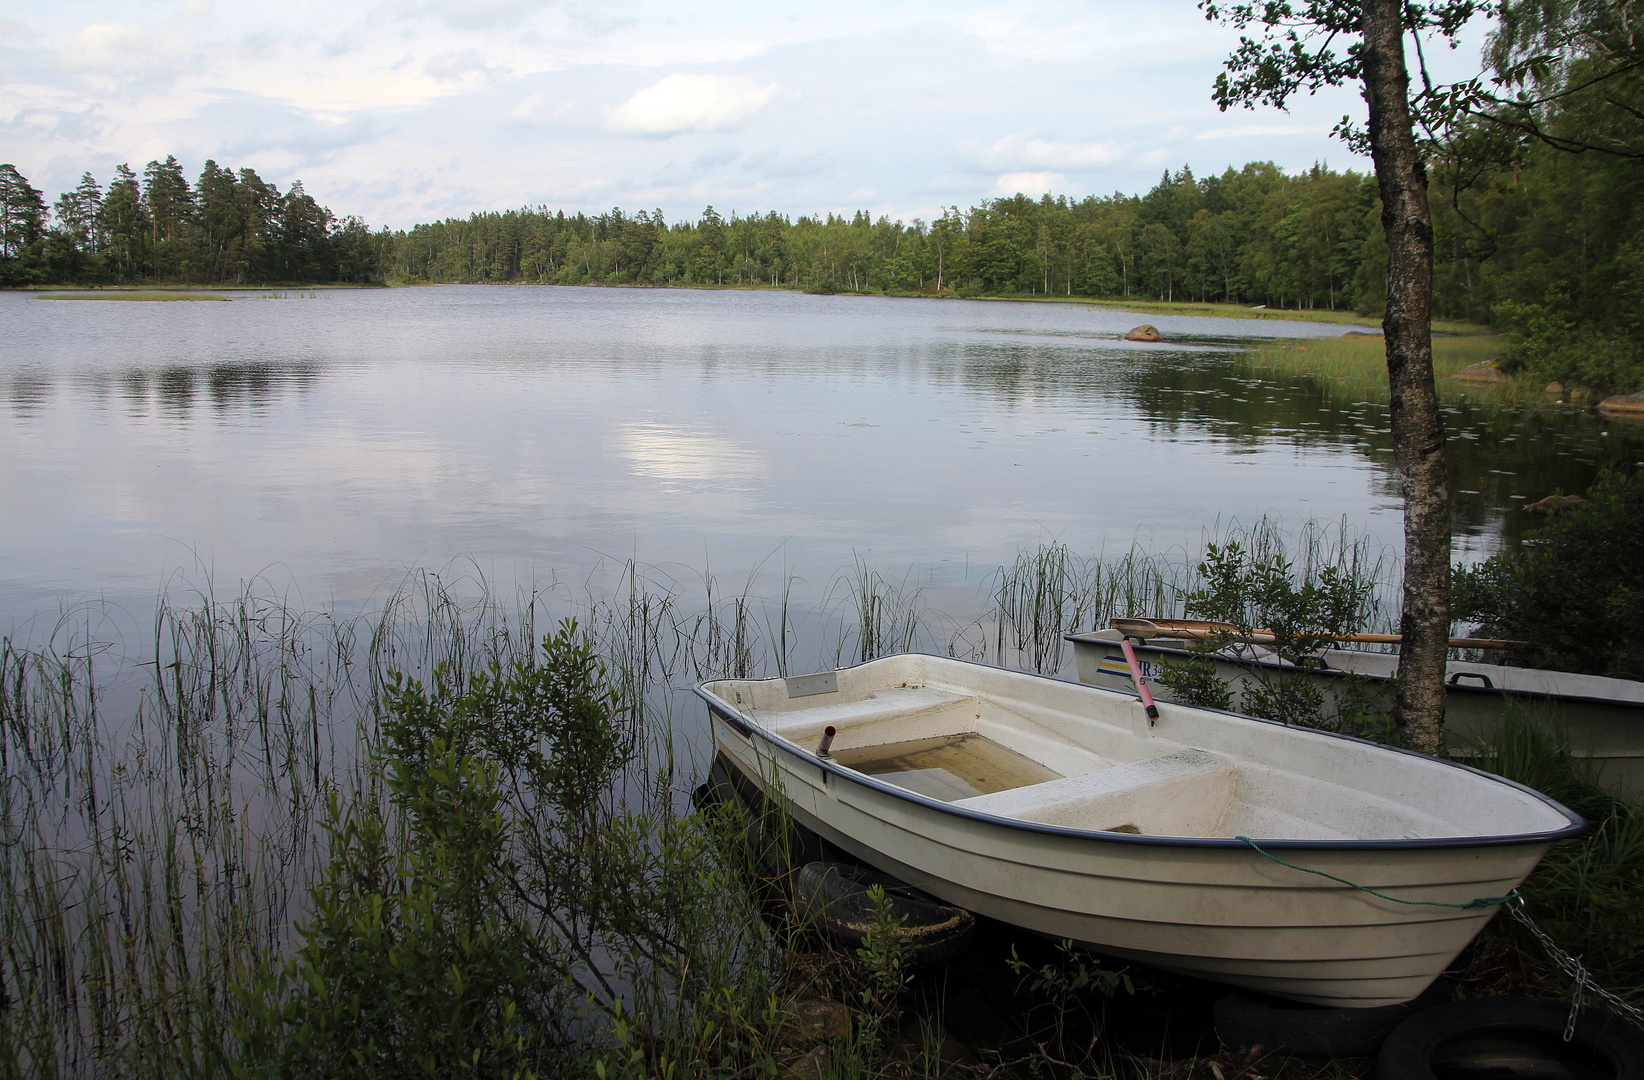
[1067,628,1644,797]
[698,654,1583,1008]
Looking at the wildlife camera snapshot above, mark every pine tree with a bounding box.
[196,160,241,283]
[52,173,103,253]
[143,155,195,281]
[0,164,47,285]
[98,164,149,282]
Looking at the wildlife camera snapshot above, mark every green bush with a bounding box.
[1162,542,1381,732]
[1453,469,1644,679]
[1495,299,1644,394]
[231,620,783,1079]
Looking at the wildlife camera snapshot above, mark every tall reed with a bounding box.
[985,519,1395,676]
[0,524,1409,1076]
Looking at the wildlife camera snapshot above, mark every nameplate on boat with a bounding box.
[786,671,839,698]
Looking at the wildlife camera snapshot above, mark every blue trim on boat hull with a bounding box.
[696,653,1588,852]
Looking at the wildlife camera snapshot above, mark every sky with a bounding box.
[0,1,1495,231]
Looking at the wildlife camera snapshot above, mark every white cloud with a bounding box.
[410,0,559,31]
[605,73,778,137]
[56,22,196,82]
[992,171,1067,197]
[0,0,1415,228]
[508,92,573,125]
[424,49,503,84]
[979,135,1122,170]
[1195,124,1314,140]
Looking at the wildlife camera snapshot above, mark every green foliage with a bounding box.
[851,885,911,1047]
[234,765,551,1078]
[3,157,382,287]
[1171,541,1382,731]
[1453,468,1644,678]
[1004,940,1134,1073]
[0,163,47,285]
[377,164,1383,309]
[231,619,782,1079]
[1005,940,1133,1014]
[1468,709,1644,1006]
[1184,542,1375,668]
[1159,656,1236,711]
[1494,296,1644,395]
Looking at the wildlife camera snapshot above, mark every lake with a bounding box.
[4,285,1639,660]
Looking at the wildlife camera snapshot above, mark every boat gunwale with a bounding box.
[696,652,1588,852]
[1064,630,1644,710]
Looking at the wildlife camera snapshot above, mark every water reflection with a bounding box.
[934,339,1644,547]
[11,361,328,418]
[619,423,768,489]
[6,371,52,416]
[5,284,1644,639]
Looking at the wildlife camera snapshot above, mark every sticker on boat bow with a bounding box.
[1099,654,1162,682]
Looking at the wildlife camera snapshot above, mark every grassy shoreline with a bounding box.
[14,277,1498,338]
[1236,332,1578,407]
[13,283,381,295]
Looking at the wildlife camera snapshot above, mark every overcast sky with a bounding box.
[1,1,1493,230]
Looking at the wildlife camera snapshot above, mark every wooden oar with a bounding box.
[1110,617,1526,651]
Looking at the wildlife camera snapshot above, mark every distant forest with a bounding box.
[0,158,380,289]
[2,5,1641,391]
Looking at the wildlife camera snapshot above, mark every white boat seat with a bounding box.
[753,687,978,741]
[952,748,1238,837]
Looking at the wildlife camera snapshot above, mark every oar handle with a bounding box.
[1110,618,1525,651]
[1118,638,1159,726]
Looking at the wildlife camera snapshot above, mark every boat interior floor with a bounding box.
[751,686,1244,839]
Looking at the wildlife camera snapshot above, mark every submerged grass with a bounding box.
[1004,293,1485,336]
[34,290,235,302]
[1243,334,1519,404]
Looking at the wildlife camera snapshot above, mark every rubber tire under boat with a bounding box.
[1213,978,1451,1059]
[793,861,976,966]
[1375,997,1644,1080]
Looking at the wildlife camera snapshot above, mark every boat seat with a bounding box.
[753,687,978,741]
[952,748,1238,837]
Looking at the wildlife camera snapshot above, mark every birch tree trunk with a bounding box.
[1361,0,1451,754]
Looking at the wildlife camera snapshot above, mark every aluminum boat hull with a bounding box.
[1067,629,1644,797]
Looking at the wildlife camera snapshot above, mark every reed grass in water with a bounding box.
[3,524,1610,1079]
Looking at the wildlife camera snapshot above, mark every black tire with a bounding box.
[1214,978,1452,1059]
[1376,997,1644,1080]
[793,861,975,965]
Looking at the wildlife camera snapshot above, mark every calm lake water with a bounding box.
[4,285,1640,652]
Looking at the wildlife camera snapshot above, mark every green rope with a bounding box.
[1235,836,1521,910]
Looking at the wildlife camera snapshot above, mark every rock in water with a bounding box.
[1124,324,1163,342]
[1524,494,1589,516]
[1453,361,1508,384]
[1599,391,1644,415]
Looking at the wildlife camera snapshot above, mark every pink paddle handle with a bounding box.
[1119,638,1160,724]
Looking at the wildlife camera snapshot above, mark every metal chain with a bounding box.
[1234,837,1644,1040]
[1505,898,1644,1040]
